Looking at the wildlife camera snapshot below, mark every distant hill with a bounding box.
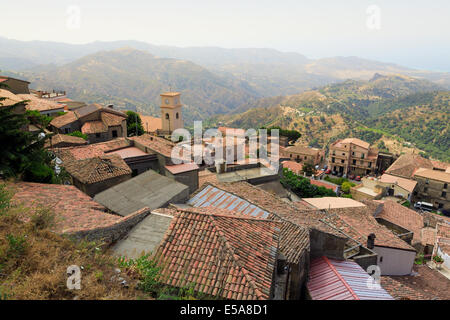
[208,75,450,161]
[1,37,450,98]
[9,48,261,123]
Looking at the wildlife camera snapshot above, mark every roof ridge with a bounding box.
[208,214,267,300]
[322,256,359,300]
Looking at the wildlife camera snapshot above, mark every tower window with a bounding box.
[176,112,179,119]
[165,113,169,120]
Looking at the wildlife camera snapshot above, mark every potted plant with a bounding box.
[433,254,444,269]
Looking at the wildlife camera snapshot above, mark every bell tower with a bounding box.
[160,92,183,134]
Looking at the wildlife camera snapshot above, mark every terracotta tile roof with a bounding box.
[17,93,64,112]
[329,206,416,251]
[385,154,436,179]
[9,181,121,234]
[282,160,303,174]
[309,179,338,192]
[373,200,423,244]
[378,174,417,193]
[139,114,162,133]
[437,222,450,240]
[198,170,219,187]
[56,138,131,160]
[340,138,370,149]
[74,104,102,117]
[413,168,450,183]
[81,121,107,134]
[0,89,24,106]
[155,210,280,300]
[50,111,78,128]
[63,154,131,184]
[421,227,437,246]
[46,134,88,148]
[101,111,125,127]
[380,276,432,300]
[130,134,175,158]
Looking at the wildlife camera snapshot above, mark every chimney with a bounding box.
[367,233,376,249]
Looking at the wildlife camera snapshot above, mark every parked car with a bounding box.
[442,209,450,217]
[325,169,331,174]
[355,176,361,181]
[414,202,434,212]
[331,170,338,176]
[348,174,356,180]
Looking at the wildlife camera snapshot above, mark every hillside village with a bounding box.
[1,74,450,301]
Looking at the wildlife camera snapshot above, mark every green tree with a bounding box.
[301,162,316,177]
[67,131,88,140]
[126,111,144,137]
[0,84,54,181]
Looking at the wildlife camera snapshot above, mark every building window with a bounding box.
[361,154,365,159]
[64,128,69,134]
[444,183,448,189]
[438,203,444,209]
[424,187,428,193]
[368,162,372,168]
[304,156,307,160]
[352,160,356,165]
[379,256,383,263]
[442,191,447,197]
[341,160,344,164]
[96,133,101,138]
[176,112,179,119]
[165,113,170,120]
[352,151,355,156]
[290,154,292,158]
[425,179,429,184]
[332,157,335,163]
[112,130,118,138]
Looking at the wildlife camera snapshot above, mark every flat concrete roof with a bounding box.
[302,197,366,210]
[94,169,189,216]
[217,167,277,183]
[112,211,173,259]
[357,186,380,197]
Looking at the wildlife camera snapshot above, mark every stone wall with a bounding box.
[68,208,151,244]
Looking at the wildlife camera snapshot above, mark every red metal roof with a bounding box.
[307,256,394,300]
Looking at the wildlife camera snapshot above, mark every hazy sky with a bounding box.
[2,0,450,71]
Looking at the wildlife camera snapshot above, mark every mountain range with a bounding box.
[208,74,450,162]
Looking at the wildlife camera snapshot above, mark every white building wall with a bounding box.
[374,246,416,276]
[436,246,450,269]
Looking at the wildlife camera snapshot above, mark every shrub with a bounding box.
[6,234,27,258]
[119,254,164,295]
[67,131,88,140]
[30,207,55,230]
[0,184,12,215]
[433,255,444,263]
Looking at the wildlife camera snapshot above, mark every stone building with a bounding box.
[413,168,450,210]
[281,145,324,165]
[50,104,127,143]
[328,138,378,176]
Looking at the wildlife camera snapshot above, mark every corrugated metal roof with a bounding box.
[188,184,270,219]
[307,256,394,300]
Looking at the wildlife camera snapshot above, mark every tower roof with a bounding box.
[160,92,180,97]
